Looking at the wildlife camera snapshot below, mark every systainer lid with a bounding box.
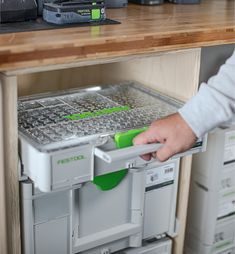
[18,81,183,152]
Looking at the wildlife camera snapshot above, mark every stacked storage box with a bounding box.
[19,82,185,254]
[19,82,206,254]
[185,127,235,254]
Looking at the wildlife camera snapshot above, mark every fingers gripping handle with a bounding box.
[94,143,162,163]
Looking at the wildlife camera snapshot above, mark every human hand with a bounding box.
[133,113,197,162]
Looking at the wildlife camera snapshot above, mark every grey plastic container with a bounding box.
[105,0,127,8]
[18,81,184,192]
[21,159,180,254]
[18,81,206,193]
[168,0,200,3]
[122,237,172,254]
[186,126,235,254]
[129,0,164,5]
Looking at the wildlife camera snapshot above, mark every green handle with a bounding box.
[93,127,148,191]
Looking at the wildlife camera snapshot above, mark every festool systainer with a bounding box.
[43,0,106,24]
[185,126,235,254]
[19,81,206,254]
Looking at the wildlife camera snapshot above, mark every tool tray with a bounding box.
[18,81,186,192]
[18,81,182,152]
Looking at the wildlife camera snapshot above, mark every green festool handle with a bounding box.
[93,127,148,191]
[114,127,148,149]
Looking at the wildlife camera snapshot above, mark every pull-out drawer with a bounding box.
[18,81,206,193]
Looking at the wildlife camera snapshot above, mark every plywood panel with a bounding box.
[99,49,201,101]
[18,65,103,96]
[0,78,8,254]
[18,49,200,101]
[173,156,193,254]
[1,73,21,254]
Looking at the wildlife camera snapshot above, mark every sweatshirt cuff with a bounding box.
[178,83,234,138]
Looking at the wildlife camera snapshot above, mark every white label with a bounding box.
[146,163,175,187]
[224,131,235,163]
[224,146,235,163]
[218,200,235,218]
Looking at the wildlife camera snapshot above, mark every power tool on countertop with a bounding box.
[0,0,38,23]
[105,0,127,8]
[42,0,106,24]
[0,0,106,25]
[168,0,200,3]
[128,0,164,5]
[37,0,55,15]
[129,0,201,5]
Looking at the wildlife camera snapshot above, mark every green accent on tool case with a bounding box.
[93,127,147,191]
[64,106,130,121]
[92,169,128,191]
[91,9,101,20]
[114,127,148,148]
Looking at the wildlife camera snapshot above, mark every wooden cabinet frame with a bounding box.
[0,48,201,254]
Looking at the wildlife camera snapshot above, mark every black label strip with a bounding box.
[217,211,235,221]
[146,180,174,192]
[224,159,235,165]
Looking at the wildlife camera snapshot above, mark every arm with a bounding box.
[179,49,235,138]
[134,50,235,161]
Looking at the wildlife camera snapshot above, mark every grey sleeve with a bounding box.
[178,50,235,138]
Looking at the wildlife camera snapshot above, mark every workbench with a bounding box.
[0,1,235,254]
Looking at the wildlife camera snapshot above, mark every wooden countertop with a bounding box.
[0,0,235,73]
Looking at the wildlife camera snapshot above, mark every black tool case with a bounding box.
[0,0,37,23]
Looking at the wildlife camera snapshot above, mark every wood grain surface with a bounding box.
[0,0,235,72]
[17,48,200,101]
[1,74,21,254]
[0,80,8,254]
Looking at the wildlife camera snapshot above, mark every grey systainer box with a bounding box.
[185,126,235,254]
[19,81,206,254]
[168,0,200,3]
[129,0,164,5]
[21,159,180,254]
[105,0,127,8]
[122,237,172,253]
[189,127,235,191]
[185,216,235,254]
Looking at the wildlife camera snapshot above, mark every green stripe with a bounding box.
[214,240,233,251]
[64,106,131,121]
[223,190,235,197]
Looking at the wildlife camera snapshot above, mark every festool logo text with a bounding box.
[57,155,85,165]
